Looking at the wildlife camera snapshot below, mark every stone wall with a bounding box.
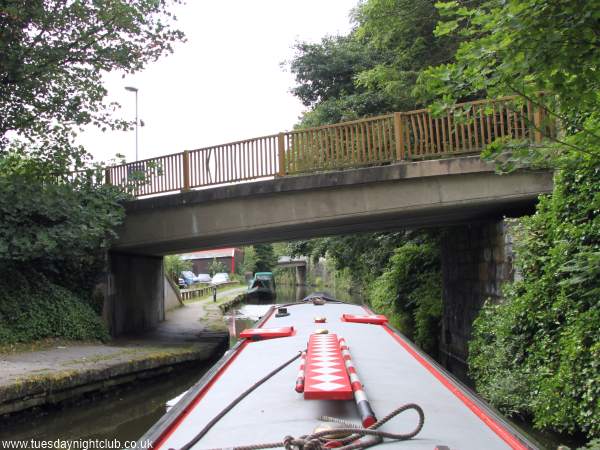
[164,275,183,313]
[440,220,515,381]
[104,252,165,336]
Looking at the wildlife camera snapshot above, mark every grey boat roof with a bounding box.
[140,302,537,450]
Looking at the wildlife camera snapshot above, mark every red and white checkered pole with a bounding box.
[295,351,307,393]
[339,338,377,427]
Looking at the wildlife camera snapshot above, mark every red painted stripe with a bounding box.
[152,340,249,450]
[378,322,528,450]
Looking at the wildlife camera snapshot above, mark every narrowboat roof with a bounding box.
[139,301,537,450]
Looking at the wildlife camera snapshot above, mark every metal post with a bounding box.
[394,112,405,161]
[182,150,190,192]
[277,132,286,177]
[134,90,139,161]
[125,86,139,161]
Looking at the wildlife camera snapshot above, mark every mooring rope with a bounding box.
[175,351,305,450]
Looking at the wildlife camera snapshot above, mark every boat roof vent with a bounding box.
[239,326,295,340]
[341,314,388,325]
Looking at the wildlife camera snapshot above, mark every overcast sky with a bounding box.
[79,0,357,165]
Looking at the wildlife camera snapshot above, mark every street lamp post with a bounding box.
[125,86,139,161]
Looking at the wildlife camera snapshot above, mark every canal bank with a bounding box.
[0,291,238,418]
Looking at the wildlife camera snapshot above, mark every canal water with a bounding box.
[0,285,574,449]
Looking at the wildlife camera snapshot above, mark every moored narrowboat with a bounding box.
[247,271,277,301]
[138,296,538,450]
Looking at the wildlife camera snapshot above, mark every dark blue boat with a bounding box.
[247,271,277,301]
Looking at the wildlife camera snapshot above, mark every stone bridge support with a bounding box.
[440,220,515,381]
[295,265,307,286]
[103,252,165,336]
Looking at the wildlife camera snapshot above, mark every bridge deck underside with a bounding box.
[113,157,553,256]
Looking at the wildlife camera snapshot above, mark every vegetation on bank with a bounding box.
[0,156,126,344]
[369,238,442,355]
[287,0,599,443]
[0,1,184,345]
[470,152,600,438]
[421,0,600,440]
[0,268,109,345]
[286,232,443,355]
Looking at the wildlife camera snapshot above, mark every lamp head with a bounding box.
[125,86,138,92]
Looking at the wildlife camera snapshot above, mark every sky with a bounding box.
[79,0,358,165]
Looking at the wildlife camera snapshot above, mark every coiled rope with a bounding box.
[212,403,425,450]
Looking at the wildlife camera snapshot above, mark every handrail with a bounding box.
[103,95,554,198]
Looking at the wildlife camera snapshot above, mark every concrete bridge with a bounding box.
[102,95,555,371]
[277,257,308,286]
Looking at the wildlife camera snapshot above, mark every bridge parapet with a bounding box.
[104,95,554,198]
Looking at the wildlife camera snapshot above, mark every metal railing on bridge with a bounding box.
[104,95,555,197]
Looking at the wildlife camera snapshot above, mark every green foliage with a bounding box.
[287,232,407,289]
[0,154,127,295]
[253,244,277,273]
[419,0,600,137]
[354,0,459,108]
[469,153,600,438]
[208,258,227,276]
[368,239,442,354]
[164,255,192,283]
[0,0,184,345]
[287,231,442,353]
[288,0,460,127]
[242,246,256,274]
[418,0,600,440]
[243,244,277,274]
[0,268,109,344]
[0,0,184,152]
[579,439,600,450]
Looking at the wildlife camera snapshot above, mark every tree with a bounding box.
[208,258,227,276]
[419,0,600,125]
[287,0,463,130]
[0,0,185,344]
[289,35,393,126]
[164,255,192,283]
[0,0,184,170]
[0,153,127,293]
[252,244,277,273]
[353,0,460,110]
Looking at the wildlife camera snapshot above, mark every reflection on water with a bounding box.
[0,363,208,444]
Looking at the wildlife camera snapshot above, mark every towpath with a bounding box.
[0,287,246,417]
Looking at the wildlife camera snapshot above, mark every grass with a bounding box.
[185,283,246,304]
